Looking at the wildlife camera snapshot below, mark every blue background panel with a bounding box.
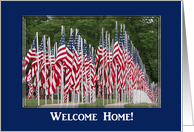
[1,1,181,131]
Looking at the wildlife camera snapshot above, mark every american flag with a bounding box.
[28,80,35,99]
[40,42,49,84]
[153,84,158,103]
[126,35,131,102]
[64,29,74,101]
[24,35,36,70]
[117,24,124,100]
[113,22,122,68]
[72,29,79,93]
[75,35,83,93]
[90,48,96,102]
[47,45,56,95]
[82,39,87,93]
[101,33,107,92]
[52,27,66,95]
[122,27,127,93]
[86,45,91,96]
[95,32,103,67]
[25,39,43,82]
[94,33,103,82]
[95,33,106,83]
[108,39,114,95]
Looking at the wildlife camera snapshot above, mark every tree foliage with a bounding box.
[23,16,159,83]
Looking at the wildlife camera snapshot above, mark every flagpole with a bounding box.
[89,45,93,103]
[107,33,110,105]
[48,37,53,104]
[36,32,40,106]
[55,42,59,104]
[81,37,84,104]
[101,28,104,105]
[111,38,114,104]
[77,35,80,104]
[67,28,73,107]
[102,29,105,106]
[115,21,118,107]
[61,26,64,107]
[128,35,130,103]
[73,29,77,106]
[43,35,47,105]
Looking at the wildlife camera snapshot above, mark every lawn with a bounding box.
[23,95,67,108]
[78,98,115,108]
[124,103,159,108]
[23,97,159,108]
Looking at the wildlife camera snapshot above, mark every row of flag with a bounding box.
[22,21,159,105]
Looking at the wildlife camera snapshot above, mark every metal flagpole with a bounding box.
[55,42,59,104]
[43,35,47,105]
[90,45,92,103]
[107,33,110,105]
[67,28,72,107]
[84,39,88,103]
[47,37,53,104]
[102,30,106,106]
[128,35,130,103]
[78,35,80,104]
[101,28,104,106]
[81,37,84,104]
[115,21,118,107]
[73,29,77,106]
[36,32,40,106]
[61,26,64,107]
[111,38,114,104]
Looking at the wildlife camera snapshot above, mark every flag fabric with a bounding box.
[25,40,44,82]
[28,80,35,99]
[90,48,96,102]
[40,43,49,84]
[52,27,66,95]
[113,22,122,101]
[117,24,124,100]
[95,32,103,67]
[108,39,114,95]
[24,35,36,70]
[72,30,79,94]
[47,45,55,95]
[82,39,87,93]
[64,29,74,101]
[74,35,82,93]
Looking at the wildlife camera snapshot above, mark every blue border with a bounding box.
[1,1,181,131]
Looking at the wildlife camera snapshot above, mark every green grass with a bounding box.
[23,95,68,108]
[78,98,114,108]
[124,103,159,108]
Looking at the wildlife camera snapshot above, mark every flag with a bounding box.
[82,39,87,92]
[52,27,66,94]
[25,40,43,82]
[28,80,35,99]
[117,24,124,99]
[72,29,79,93]
[64,29,74,100]
[47,45,56,95]
[108,39,114,95]
[95,32,103,67]
[24,35,36,70]
[90,48,96,102]
[75,35,82,93]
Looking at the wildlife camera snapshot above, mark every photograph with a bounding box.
[22,16,160,108]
